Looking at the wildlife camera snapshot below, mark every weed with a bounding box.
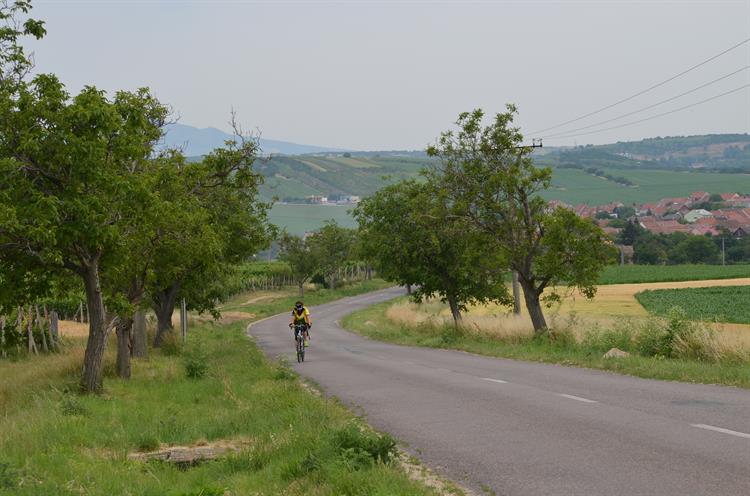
[182,347,208,379]
[332,423,398,465]
[136,435,160,452]
[59,394,87,416]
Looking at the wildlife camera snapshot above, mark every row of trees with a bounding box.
[0,2,273,392]
[619,222,750,264]
[356,107,615,333]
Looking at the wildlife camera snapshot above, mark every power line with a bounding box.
[530,37,750,135]
[543,65,750,139]
[544,83,750,141]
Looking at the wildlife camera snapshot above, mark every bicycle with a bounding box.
[292,323,307,363]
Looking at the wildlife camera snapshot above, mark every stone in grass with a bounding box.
[127,438,253,465]
[603,348,630,359]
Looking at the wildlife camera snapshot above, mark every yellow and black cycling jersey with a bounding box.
[291,306,310,324]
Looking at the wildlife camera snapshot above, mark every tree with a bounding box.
[149,133,273,347]
[618,220,644,246]
[355,180,510,325]
[306,221,354,290]
[671,235,719,264]
[0,76,168,392]
[278,233,319,297]
[427,107,614,333]
[633,236,667,265]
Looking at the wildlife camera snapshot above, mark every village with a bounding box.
[552,191,750,239]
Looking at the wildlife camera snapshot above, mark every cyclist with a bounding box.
[289,301,312,346]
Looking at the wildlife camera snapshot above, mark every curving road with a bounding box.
[249,287,750,496]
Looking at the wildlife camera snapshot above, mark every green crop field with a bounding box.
[598,264,750,285]
[269,204,357,235]
[635,285,750,324]
[543,168,750,205]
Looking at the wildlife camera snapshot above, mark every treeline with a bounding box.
[556,163,635,186]
[0,3,273,392]
[618,222,750,264]
[355,107,615,333]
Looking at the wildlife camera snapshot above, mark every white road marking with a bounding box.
[481,377,508,384]
[557,393,598,403]
[691,424,750,439]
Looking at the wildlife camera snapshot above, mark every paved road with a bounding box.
[249,288,750,496]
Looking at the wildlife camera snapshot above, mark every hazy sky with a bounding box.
[26,0,750,150]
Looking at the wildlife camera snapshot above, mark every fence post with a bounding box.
[0,316,6,358]
[50,311,59,347]
[180,299,187,344]
[27,306,38,355]
[132,311,148,358]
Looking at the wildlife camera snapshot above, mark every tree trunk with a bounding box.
[81,262,110,393]
[115,316,133,379]
[512,271,521,315]
[446,294,462,327]
[406,284,412,295]
[519,279,547,333]
[153,283,180,347]
[298,281,304,297]
[132,311,148,358]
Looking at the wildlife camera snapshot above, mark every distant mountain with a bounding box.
[161,123,347,156]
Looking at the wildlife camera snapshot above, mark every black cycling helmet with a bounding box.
[295,301,304,309]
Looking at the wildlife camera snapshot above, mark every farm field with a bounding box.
[269,203,357,235]
[543,168,750,205]
[597,264,750,284]
[636,285,750,325]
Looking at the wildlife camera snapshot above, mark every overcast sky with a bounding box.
[27,0,750,150]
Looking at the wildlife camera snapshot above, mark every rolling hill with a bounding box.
[161,123,347,156]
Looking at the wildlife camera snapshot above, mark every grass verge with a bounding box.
[343,299,750,389]
[0,281,444,495]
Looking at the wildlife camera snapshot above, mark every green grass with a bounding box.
[598,264,750,284]
[0,280,438,495]
[343,300,750,389]
[636,285,750,324]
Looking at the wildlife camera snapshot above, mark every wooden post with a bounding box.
[180,299,187,344]
[15,308,22,355]
[132,311,148,358]
[27,306,38,355]
[78,302,83,323]
[36,305,48,353]
[0,316,6,359]
[50,311,59,345]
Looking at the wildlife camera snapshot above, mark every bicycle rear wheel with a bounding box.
[296,336,304,363]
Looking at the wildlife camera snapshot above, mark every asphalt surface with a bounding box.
[249,287,750,496]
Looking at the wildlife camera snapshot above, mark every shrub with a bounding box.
[182,347,208,379]
[332,423,397,466]
[160,332,182,356]
[582,322,634,352]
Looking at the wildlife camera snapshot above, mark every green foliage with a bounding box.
[182,347,209,379]
[136,435,161,453]
[332,423,398,466]
[427,106,614,331]
[306,221,355,288]
[278,233,319,290]
[636,285,750,324]
[355,179,511,324]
